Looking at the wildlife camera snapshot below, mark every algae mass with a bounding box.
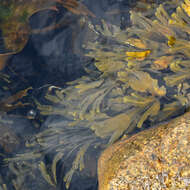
[2,0,190,189]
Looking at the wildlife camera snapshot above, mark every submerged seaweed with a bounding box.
[4,0,190,189]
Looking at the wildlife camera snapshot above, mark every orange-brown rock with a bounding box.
[98,112,190,190]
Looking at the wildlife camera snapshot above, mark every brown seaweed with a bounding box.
[5,0,190,189]
[0,87,32,112]
[58,0,96,18]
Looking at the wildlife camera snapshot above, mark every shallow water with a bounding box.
[0,0,189,190]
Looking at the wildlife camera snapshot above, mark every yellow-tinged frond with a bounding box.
[164,73,190,87]
[51,152,64,184]
[127,71,166,96]
[137,100,160,128]
[117,71,129,83]
[91,109,139,143]
[123,95,155,106]
[155,4,170,25]
[182,0,190,16]
[39,161,55,187]
[95,61,125,73]
[170,61,183,72]
[75,79,103,94]
[168,36,176,47]
[64,143,90,189]
[126,50,151,60]
[153,56,174,69]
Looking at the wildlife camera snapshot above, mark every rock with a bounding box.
[98,112,190,190]
[0,115,20,153]
[0,0,57,54]
[0,123,20,153]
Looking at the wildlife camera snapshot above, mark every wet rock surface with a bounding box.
[98,112,190,190]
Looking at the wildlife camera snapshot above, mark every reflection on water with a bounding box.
[0,0,189,189]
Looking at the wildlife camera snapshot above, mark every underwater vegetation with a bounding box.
[0,0,95,73]
[0,0,58,54]
[0,87,32,112]
[0,0,95,53]
[3,0,190,189]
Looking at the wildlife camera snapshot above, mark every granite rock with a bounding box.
[98,112,190,189]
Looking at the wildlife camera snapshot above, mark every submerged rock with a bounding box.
[98,111,190,190]
[0,122,20,153]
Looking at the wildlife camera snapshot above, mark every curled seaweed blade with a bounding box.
[123,93,155,106]
[169,61,184,73]
[127,70,166,96]
[75,79,104,94]
[39,161,56,187]
[34,100,54,115]
[130,11,153,31]
[0,87,32,112]
[168,6,190,29]
[64,143,90,189]
[137,100,160,128]
[85,42,127,75]
[164,60,190,87]
[153,56,174,69]
[51,152,64,184]
[156,101,183,122]
[95,60,125,74]
[155,4,170,25]
[164,73,190,87]
[91,109,139,144]
[4,151,42,163]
